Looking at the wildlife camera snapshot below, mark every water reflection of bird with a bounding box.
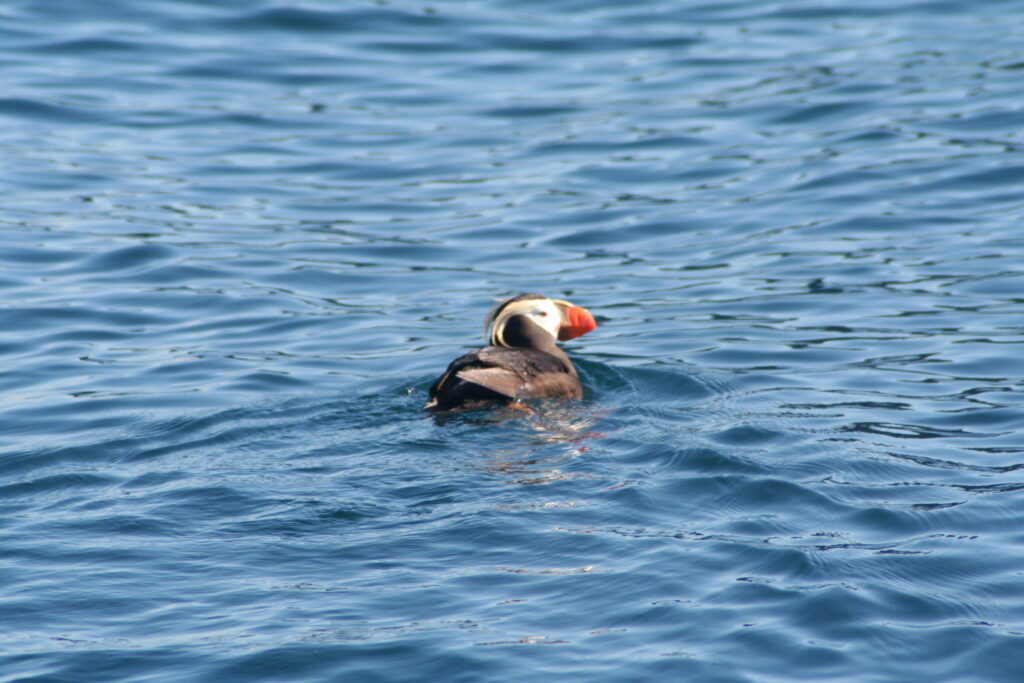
[425,293,597,413]
[485,405,606,485]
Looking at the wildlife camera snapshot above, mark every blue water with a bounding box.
[3,0,1024,680]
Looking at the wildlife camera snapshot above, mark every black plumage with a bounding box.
[424,296,592,413]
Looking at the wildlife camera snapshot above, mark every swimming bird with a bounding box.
[424,293,597,412]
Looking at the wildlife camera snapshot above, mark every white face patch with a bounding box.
[490,297,561,346]
[518,299,562,339]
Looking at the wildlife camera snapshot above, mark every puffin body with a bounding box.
[424,293,597,412]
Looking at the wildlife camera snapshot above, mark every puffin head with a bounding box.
[485,293,597,349]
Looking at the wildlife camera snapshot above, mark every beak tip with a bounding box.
[559,306,597,341]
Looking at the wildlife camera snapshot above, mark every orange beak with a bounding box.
[558,305,597,341]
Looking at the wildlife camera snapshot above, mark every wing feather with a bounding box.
[455,367,525,398]
[426,345,582,411]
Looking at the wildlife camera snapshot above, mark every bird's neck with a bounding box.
[497,315,576,374]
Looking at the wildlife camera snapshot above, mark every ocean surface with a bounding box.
[3,1,1024,680]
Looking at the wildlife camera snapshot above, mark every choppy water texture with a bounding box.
[3,0,1024,680]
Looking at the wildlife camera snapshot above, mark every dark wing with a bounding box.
[425,346,580,411]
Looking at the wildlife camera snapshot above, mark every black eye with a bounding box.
[538,311,548,316]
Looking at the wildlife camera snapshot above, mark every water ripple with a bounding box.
[3,0,1024,680]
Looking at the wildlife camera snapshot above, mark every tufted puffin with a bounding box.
[424,293,597,412]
